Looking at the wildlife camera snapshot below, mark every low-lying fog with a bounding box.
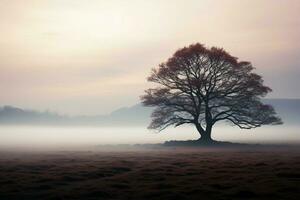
[0,125,299,150]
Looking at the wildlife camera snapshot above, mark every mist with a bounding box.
[0,124,298,151]
[0,98,298,151]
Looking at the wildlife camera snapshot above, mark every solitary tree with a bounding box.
[141,43,282,143]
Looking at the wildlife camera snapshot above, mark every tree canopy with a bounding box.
[141,43,282,142]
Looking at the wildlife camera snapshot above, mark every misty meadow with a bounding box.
[1,0,300,200]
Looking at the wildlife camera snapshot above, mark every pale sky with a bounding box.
[1,0,299,115]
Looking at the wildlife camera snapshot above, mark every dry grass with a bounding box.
[0,147,300,200]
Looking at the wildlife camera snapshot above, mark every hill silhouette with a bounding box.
[0,98,299,126]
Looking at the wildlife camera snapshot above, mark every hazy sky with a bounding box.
[1,0,299,115]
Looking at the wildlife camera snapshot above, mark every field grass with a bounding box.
[0,146,300,200]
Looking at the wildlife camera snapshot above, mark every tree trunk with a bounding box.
[195,123,214,143]
[198,131,213,143]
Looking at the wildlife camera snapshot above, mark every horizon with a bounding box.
[1,97,300,117]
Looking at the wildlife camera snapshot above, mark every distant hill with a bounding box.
[262,99,300,125]
[0,99,299,126]
[0,104,152,126]
[0,106,67,125]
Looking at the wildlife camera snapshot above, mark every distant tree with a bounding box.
[141,43,282,143]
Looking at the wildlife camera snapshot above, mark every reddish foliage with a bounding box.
[141,43,282,141]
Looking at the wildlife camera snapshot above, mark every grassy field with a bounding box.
[0,146,300,200]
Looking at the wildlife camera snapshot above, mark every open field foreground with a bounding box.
[1,147,300,200]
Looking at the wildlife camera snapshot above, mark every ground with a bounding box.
[0,146,300,200]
